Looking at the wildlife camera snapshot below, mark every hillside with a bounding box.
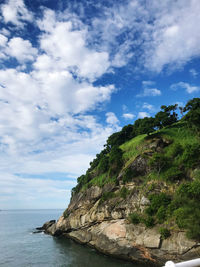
[43,98,200,266]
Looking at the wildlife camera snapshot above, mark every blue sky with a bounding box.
[0,0,200,209]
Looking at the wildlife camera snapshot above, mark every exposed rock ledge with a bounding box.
[40,183,200,266]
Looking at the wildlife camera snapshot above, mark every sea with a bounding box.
[0,209,146,267]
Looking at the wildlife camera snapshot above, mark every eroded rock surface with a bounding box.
[41,184,200,266]
[40,136,200,266]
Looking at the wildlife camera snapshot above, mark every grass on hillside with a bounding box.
[120,134,146,167]
[159,122,198,147]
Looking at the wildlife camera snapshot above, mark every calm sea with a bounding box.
[0,209,146,267]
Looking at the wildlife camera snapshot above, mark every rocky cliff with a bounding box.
[43,129,200,266]
[43,183,200,266]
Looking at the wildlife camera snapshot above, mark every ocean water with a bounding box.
[0,209,145,267]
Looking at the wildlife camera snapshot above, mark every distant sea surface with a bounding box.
[0,209,145,267]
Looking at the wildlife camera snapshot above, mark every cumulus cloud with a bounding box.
[122,113,135,120]
[5,37,37,62]
[106,112,119,125]
[170,82,200,93]
[87,0,200,73]
[0,5,121,208]
[0,33,8,59]
[137,88,161,97]
[142,103,155,111]
[37,9,110,81]
[0,33,8,47]
[189,69,198,78]
[1,0,33,27]
[144,0,200,72]
[142,81,155,87]
[138,111,150,118]
[1,0,200,208]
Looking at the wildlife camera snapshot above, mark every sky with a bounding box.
[0,0,200,209]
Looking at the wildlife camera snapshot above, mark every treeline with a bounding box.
[72,98,200,194]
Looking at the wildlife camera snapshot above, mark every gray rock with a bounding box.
[161,232,197,254]
[38,220,56,231]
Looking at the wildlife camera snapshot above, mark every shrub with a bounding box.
[149,153,169,174]
[186,212,200,240]
[159,228,171,239]
[156,206,167,223]
[119,186,129,199]
[173,207,188,229]
[122,168,133,183]
[194,169,200,180]
[169,143,183,158]
[129,212,141,224]
[182,144,200,168]
[98,156,109,174]
[177,180,200,200]
[109,146,123,176]
[188,180,200,199]
[163,167,183,182]
[143,216,155,228]
[173,202,200,241]
[100,191,116,203]
[146,193,171,216]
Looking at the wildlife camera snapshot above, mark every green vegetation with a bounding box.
[129,212,141,224]
[119,186,130,199]
[143,216,155,228]
[159,228,171,239]
[108,146,123,176]
[88,173,108,187]
[63,209,69,219]
[69,98,200,240]
[145,193,171,223]
[120,134,146,164]
[100,191,117,204]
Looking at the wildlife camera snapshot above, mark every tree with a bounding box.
[109,146,123,176]
[183,98,200,132]
[134,117,155,136]
[98,155,109,174]
[183,98,200,112]
[106,124,135,150]
[155,104,178,129]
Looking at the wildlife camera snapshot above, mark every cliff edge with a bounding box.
[42,100,200,266]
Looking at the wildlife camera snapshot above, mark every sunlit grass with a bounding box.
[120,134,146,166]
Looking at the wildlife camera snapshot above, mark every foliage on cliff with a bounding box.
[70,98,200,240]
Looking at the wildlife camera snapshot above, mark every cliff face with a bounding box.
[45,183,200,266]
[44,130,200,266]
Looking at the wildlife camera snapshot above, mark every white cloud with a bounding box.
[122,113,135,120]
[122,104,128,112]
[88,0,200,73]
[0,6,120,209]
[144,0,200,72]
[0,28,10,36]
[0,33,8,47]
[142,81,155,87]
[6,37,37,62]
[170,82,200,93]
[138,111,150,118]
[137,88,161,97]
[2,0,200,208]
[0,172,75,209]
[189,68,198,78]
[106,112,119,125]
[36,9,110,81]
[0,33,8,59]
[1,0,33,27]
[142,103,154,111]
